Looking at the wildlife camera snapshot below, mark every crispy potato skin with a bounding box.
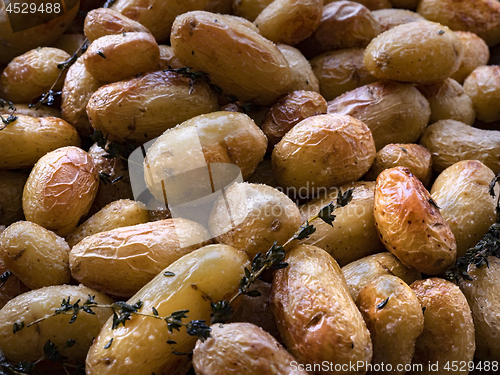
[277,44,320,92]
[374,167,457,275]
[463,66,500,123]
[0,171,28,226]
[372,9,424,32]
[84,7,150,41]
[271,245,372,374]
[193,323,307,375]
[410,278,475,374]
[356,275,424,375]
[451,31,490,84]
[22,146,99,237]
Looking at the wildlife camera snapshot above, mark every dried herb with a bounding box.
[0,99,17,130]
[90,130,136,160]
[376,297,390,309]
[0,271,11,288]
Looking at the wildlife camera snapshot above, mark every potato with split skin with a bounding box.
[0,171,28,226]
[233,0,274,21]
[277,44,320,93]
[450,31,490,84]
[463,66,500,123]
[372,9,425,32]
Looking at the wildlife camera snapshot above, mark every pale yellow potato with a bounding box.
[365,144,433,187]
[209,182,301,259]
[299,181,385,266]
[0,171,28,226]
[0,103,60,118]
[254,0,323,45]
[372,9,425,32]
[50,33,87,55]
[374,167,457,275]
[419,119,500,174]
[193,323,308,375]
[171,11,292,105]
[277,44,320,93]
[310,48,377,101]
[463,65,500,123]
[23,146,99,236]
[86,244,249,375]
[0,221,71,289]
[328,81,430,150]
[431,160,498,258]
[325,0,392,10]
[0,284,112,362]
[0,115,80,169]
[233,0,274,21]
[356,275,424,375]
[272,114,376,195]
[364,21,463,84]
[1,47,70,103]
[271,245,373,374]
[87,70,219,142]
[450,31,490,84]
[66,199,149,247]
[156,45,184,70]
[0,258,27,309]
[410,278,475,374]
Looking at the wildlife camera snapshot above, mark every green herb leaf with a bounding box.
[400,147,408,154]
[376,297,390,309]
[318,202,336,226]
[211,300,233,323]
[296,222,316,240]
[65,339,77,348]
[97,51,106,58]
[104,338,113,349]
[44,340,67,362]
[337,188,354,207]
[185,320,211,342]
[152,307,159,316]
[0,271,11,288]
[164,271,175,277]
[428,198,440,210]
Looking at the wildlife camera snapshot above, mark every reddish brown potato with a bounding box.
[450,31,490,84]
[463,66,500,123]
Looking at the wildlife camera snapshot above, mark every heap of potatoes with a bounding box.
[1,0,500,374]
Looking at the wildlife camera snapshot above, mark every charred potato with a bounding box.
[84,7,151,41]
[0,170,28,226]
[450,31,490,84]
[277,44,320,93]
[463,65,500,123]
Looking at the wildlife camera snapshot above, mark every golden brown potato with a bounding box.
[356,275,424,375]
[1,47,70,103]
[463,66,500,123]
[70,218,212,298]
[364,21,463,84]
[299,181,385,266]
[277,44,320,93]
[325,0,392,10]
[271,245,373,374]
[156,45,184,70]
[310,48,377,101]
[233,0,274,21]
[0,103,60,118]
[0,115,80,169]
[372,9,425,32]
[23,146,99,236]
[272,114,376,195]
[193,323,307,375]
[416,0,500,46]
[450,31,490,84]
[0,258,27,309]
[365,144,433,187]
[419,119,500,174]
[254,0,323,45]
[209,182,301,259]
[171,11,292,105]
[374,167,457,275]
[50,33,87,56]
[431,160,498,258]
[327,81,430,150]
[262,90,327,152]
[0,171,28,226]
[0,221,71,289]
[410,278,475,374]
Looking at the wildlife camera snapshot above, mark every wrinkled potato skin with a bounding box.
[463,66,500,123]
[328,81,430,150]
[0,171,28,226]
[70,218,212,298]
[193,323,307,375]
[431,160,498,258]
[0,258,27,309]
[374,167,457,275]
[451,31,490,84]
[365,144,433,187]
[372,9,425,32]
[419,119,500,174]
[209,183,301,260]
[0,103,60,118]
[262,90,327,152]
[356,275,424,375]
[86,244,249,375]
[342,252,421,301]
[0,285,112,362]
[271,245,373,374]
[364,21,463,84]
[299,182,385,266]
[233,0,274,21]
[84,7,151,41]
[156,45,184,70]
[277,44,320,93]
[1,47,70,103]
[0,221,71,289]
[87,70,219,142]
[410,278,475,374]
[311,48,377,101]
[324,0,392,11]
[171,11,292,105]
[272,114,376,193]
[23,146,99,236]
[0,115,80,169]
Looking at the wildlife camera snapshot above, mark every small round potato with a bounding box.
[463,65,500,123]
[23,146,99,236]
[372,9,425,32]
[410,278,475,374]
[450,31,490,84]
[374,167,457,275]
[232,0,274,21]
[272,114,376,194]
[0,221,71,289]
[0,170,28,226]
[364,21,463,84]
[328,81,430,150]
[0,258,27,309]
[156,45,184,70]
[193,323,308,375]
[277,44,320,93]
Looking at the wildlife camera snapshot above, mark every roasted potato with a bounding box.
[450,31,490,84]
[463,65,500,123]
[156,45,184,70]
[0,170,28,226]
[325,0,392,10]
[277,44,320,93]
[0,103,60,118]
[232,0,274,21]
[372,9,424,32]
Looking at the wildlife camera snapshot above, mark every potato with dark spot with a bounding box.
[463,66,500,123]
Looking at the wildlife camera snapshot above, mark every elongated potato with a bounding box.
[0,284,113,362]
[0,221,70,289]
[356,275,424,375]
[0,258,27,309]
[84,7,151,41]
[450,31,490,84]
[233,0,274,21]
[0,115,80,169]
[0,171,28,226]
[171,11,292,105]
[372,9,424,32]
[0,103,60,118]
[271,245,373,374]
[463,66,500,123]
[277,44,320,93]
[23,146,99,236]
[86,244,249,375]
[87,70,219,142]
[410,278,475,374]
[374,167,456,275]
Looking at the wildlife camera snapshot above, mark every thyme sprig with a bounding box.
[0,271,11,288]
[0,99,18,129]
[90,130,136,161]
